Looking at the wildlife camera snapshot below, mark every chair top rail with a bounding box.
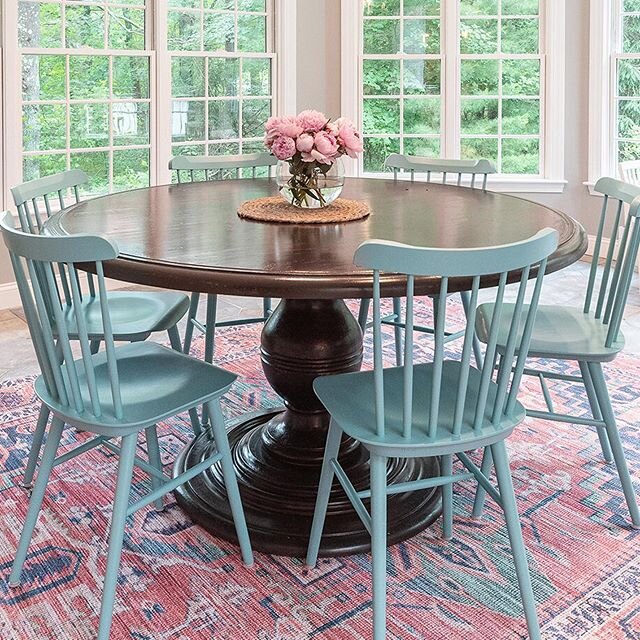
[354,228,558,277]
[364,227,557,442]
[1,212,117,263]
[593,176,640,206]
[11,170,88,206]
[169,152,277,172]
[1,211,122,419]
[384,154,496,175]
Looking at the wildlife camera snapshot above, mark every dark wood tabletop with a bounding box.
[46,178,587,298]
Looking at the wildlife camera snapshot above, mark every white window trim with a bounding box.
[2,0,297,198]
[587,0,617,194]
[341,0,566,193]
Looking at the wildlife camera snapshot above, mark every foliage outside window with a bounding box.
[615,0,640,163]
[18,0,151,195]
[361,0,543,175]
[169,0,274,178]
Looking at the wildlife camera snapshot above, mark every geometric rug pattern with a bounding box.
[0,299,638,639]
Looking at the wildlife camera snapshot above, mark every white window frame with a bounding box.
[587,0,636,192]
[341,0,566,193]
[1,0,296,204]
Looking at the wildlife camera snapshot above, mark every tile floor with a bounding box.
[2,260,640,380]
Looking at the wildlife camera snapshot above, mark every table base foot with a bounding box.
[174,408,442,558]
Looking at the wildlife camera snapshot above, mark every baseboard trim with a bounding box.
[0,278,129,312]
[0,281,22,311]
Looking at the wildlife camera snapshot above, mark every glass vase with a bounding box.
[276,158,345,208]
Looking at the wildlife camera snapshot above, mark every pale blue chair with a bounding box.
[11,170,194,487]
[472,177,640,529]
[169,153,276,367]
[307,227,558,640]
[1,211,253,640]
[358,155,497,367]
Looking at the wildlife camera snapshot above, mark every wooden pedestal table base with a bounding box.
[174,299,441,557]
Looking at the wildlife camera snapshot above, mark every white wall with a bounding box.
[296,0,342,117]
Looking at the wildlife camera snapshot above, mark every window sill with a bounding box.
[583,180,612,197]
[361,173,567,194]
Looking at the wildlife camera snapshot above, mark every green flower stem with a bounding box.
[280,154,332,208]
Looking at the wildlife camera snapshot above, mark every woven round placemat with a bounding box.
[237,196,371,224]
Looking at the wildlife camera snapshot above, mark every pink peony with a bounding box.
[270,135,296,160]
[296,109,329,133]
[296,132,314,153]
[265,116,303,143]
[301,149,332,164]
[314,131,339,158]
[331,118,363,158]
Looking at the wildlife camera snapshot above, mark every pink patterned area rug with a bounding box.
[0,300,639,640]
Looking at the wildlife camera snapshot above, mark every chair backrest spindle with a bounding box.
[1,212,123,422]
[384,154,496,189]
[583,178,640,347]
[355,229,558,442]
[169,152,277,183]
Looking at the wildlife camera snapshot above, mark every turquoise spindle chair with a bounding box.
[169,153,277,367]
[11,170,194,487]
[1,212,253,640]
[307,228,558,640]
[357,155,497,368]
[472,177,640,528]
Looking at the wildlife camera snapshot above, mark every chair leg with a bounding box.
[207,399,254,565]
[204,294,218,365]
[357,298,370,333]
[169,326,203,438]
[201,295,218,428]
[90,339,101,354]
[182,292,200,355]
[263,297,272,318]
[441,454,453,540]
[459,290,483,368]
[10,417,65,586]
[21,404,50,489]
[306,419,343,567]
[167,325,182,351]
[392,297,403,366]
[370,453,388,640]
[579,360,614,464]
[97,433,138,640]
[471,447,493,519]
[145,425,164,510]
[491,440,541,640]
[588,362,640,528]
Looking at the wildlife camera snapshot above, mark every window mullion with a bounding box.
[154,0,171,186]
[443,0,459,159]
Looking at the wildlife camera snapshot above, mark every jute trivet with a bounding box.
[237,196,371,224]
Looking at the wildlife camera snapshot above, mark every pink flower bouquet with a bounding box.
[265,110,363,208]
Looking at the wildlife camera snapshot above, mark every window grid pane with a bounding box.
[18,0,151,194]
[360,0,543,176]
[169,0,273,161]
[616,3,640,164]
[361,1,443,173]
[460,0,541,174]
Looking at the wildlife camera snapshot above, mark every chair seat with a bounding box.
[62,291,190,341]
[35,342,236,434]
[475,303,625,362]
[313,361,524,456]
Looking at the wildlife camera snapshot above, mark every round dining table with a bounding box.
[46,177,587,558]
